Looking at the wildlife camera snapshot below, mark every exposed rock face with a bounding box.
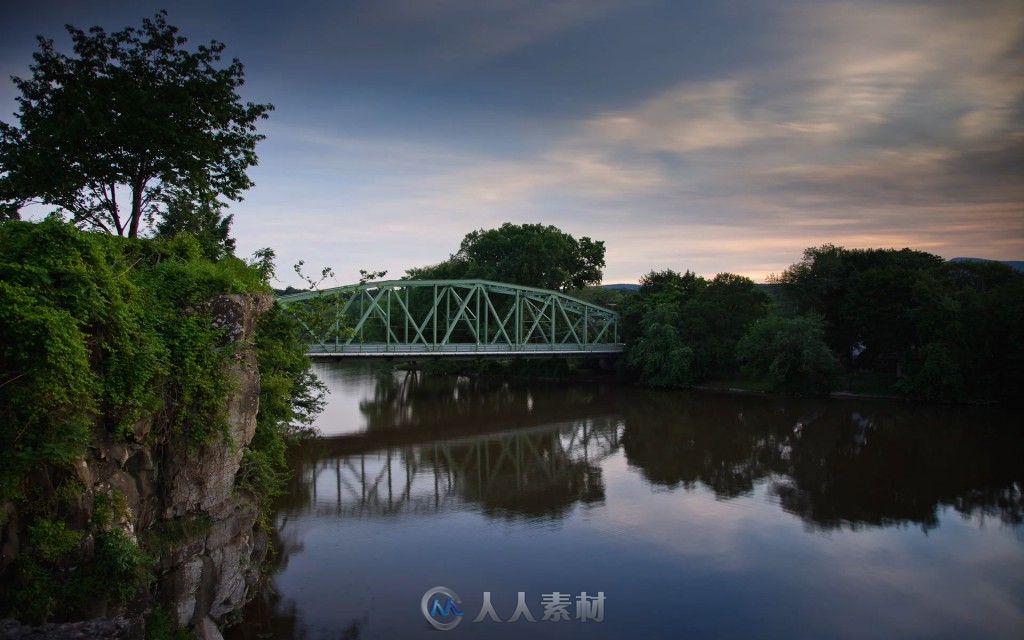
[158,294,273,629]
[0,293,274,639]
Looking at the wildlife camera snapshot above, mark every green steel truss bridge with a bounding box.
[277,279,623,358]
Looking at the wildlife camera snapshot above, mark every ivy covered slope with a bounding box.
[0,220,319,626]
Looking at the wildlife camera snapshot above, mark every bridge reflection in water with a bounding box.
[298,418,622,519]
[282,364,1024,530]
[228,362,1024,640]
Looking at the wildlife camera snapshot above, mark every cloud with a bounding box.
[8,0,1020,288]
[273,0,629,76]
[427,0,1024,279]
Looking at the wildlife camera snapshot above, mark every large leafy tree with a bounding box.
[0,11,272,237]
[622,269,770,383]
[772,245,943,366]
[408,223,606,291]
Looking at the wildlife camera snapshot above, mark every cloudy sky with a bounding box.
[1,1,1021,286]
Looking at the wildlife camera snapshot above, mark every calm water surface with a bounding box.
[228,361,1024,639]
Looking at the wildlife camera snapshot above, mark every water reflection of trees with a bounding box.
[290,371,1023,531]
[621,391,1024,530]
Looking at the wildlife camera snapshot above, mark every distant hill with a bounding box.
[601,283,640,292]
[950,257,1024,272]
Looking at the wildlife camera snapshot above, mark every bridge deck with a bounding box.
[307,342,624,358]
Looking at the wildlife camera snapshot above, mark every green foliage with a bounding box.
[0,10,272,237]
[898,342,966,401]
[81,529,154,605]
[737,315,839,396]
[408,223,606,291]
[625,247,1024,401]
[7,557,57,623]
[626,304,694,387]
[142,516,213,553]
[9,512,151,624]
[1,220,324,622]
[238,304,327,519]
[154,188,237,260]
[92,491,129,530]
[0,280,95,502]
[145,605,192,640]
[0,219,266,499]
[622,270,770,385]
[569,285,628,309]
[775,245,1024,401]
[773,245,944,365]
[27,519,82,563]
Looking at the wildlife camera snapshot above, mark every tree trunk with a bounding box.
[128,178,144,238]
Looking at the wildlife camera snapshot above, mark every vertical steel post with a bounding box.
[550,296,556,345]
[515,290,521,345]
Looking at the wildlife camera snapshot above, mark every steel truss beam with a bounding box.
[277,279,622,356]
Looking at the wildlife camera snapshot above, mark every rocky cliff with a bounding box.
[1,293,274,640]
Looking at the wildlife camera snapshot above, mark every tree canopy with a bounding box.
[0,11,272,237]
[736,314,838,396]
[622,269,771,383]
[407,223,606,291]
[772,245,1024,400]
[622,247,1024,400]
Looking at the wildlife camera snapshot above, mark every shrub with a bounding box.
[626,304,695,387]
[737,315,839,396]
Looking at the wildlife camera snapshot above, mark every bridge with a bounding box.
[277,279,623,358]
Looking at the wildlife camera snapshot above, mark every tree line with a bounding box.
[390,221,1023,403]
[621,246,1024,401]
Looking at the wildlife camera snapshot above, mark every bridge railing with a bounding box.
[306,342,624,355]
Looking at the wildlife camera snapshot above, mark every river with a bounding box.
[227,361,1024,639]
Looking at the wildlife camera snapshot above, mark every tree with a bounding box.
[407,223,605,291]
[625,303,695,387]
[0,11,272,236]
[638,269,702,298]
[736,315,839,396]
[678,273,770,379]
[772,245,943,367]
[621,270,769,381]
[154,188,235,260]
